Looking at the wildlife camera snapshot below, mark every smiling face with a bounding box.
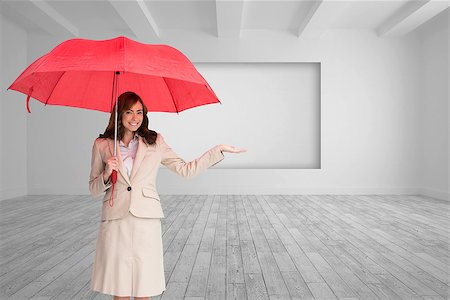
[121,101,144,135]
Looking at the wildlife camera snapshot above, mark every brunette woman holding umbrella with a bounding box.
[89,91,245,300]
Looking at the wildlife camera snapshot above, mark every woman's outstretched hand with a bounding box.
[219,144,247,154]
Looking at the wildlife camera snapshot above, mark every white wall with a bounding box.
[2,12,448,200]
[415,9,449,201]
[22,29,427,197]
[0,17,27,200]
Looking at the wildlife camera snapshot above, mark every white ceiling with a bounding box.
[1,0,449,41]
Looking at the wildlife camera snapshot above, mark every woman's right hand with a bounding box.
[103,156,119,183]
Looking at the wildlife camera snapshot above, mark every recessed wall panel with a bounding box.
[150,63,320,169]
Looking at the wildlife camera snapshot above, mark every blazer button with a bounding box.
[127,186,132,191]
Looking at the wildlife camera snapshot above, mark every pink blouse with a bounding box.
[119,133,139,177]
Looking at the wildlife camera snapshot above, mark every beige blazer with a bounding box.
[89,133,224,220]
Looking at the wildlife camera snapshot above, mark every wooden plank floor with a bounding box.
[0,194,448,300]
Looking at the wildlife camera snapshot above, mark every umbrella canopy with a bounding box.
[8,36,222,207]
[8,36,220,113]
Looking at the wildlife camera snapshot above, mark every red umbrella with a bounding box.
[8,36,221,205]
[8,36,219,113]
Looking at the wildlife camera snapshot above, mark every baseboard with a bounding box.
[416,187,449,202]
[27,185,421,196]
[22,185,449,201]
[0,187,27,201]
[28,185,88,195]
[153,186,420,195]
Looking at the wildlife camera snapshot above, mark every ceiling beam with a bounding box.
[215,0,244,38]
[109,0,160,41]
[377,0,449,37]
[4,0,79,37]
[297,0,349,39]
[297,0,324,38]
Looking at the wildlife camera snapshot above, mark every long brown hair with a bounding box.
[99,91,157,145]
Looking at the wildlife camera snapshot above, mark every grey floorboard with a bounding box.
[0,194,448,299]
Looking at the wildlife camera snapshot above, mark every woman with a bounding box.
[89,91,245,300]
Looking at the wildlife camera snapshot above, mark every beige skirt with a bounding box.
[90,211,166,297]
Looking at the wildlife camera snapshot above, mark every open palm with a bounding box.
[220,145,247,153]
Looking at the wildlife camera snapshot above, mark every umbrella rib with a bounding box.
[110,72,116,112]
[45,71,66,105]
[163,77,179,113]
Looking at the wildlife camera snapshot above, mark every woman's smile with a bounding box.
[122,101,144,133]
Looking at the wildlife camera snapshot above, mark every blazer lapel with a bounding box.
[130,136,147,182]
[108,139,131,186]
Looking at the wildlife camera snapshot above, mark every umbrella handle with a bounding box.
[111,170,118,184]
[109,170,118,207]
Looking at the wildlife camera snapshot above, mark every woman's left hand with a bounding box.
[219,144,247,153]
